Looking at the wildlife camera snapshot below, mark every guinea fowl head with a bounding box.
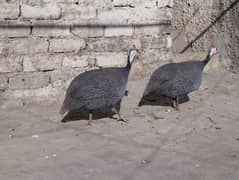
[204,48,219,65]
[127,45,140,68]
[208,48,218,58]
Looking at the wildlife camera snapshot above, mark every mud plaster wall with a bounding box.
[0,0,173,104]
[172,0,239,72]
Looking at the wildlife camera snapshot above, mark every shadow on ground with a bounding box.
[138,95,190,106]
[61,108,117,123]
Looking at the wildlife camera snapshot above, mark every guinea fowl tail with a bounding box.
[203,56,212,65]
[59,105,68,114]
[138,98,144,107]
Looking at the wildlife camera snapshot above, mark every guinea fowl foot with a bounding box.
[87,120,100,127]
[87,112,100,127]
[117,116,128,123]
[112,107,128,123]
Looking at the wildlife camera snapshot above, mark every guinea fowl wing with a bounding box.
[67,69,127,109]
[143,65,176,97]
[162,76,195,97]
[70,81,123,102]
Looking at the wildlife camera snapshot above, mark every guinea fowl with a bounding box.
[60,46,140,126]
[139,48,218,110]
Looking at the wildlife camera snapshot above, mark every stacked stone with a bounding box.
[0,0,173,102]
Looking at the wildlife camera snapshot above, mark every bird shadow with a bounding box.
[139,95,190,107]
[61,108,117,123]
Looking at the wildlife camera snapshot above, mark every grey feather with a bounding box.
[139,48,218,106]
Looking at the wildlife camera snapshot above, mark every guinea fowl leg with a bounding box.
[172,97,180,111]
[112,107,128,123]
[88,111,98,127]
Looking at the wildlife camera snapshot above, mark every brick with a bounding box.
[21,0,78,5]
[77,0,112,7]
[6,85,59,103]
[25,0,111,6]
[49,69,73,83]
[129,8,171,24]
[0,27,30,38]
[49,38,86,53]
[134,25,171,37]
[112,0,173,8]
[71,27,104,38]
[0,74,8,91]
[87,38,125,52]
[3,0,18,3]
[63,55,89,68]
[32,27,70,37]
[95,52,127,67]
[157,0,174,8]
[88,37,141,52]
[9,72,50,90]
[104,27,134,37]
[97,9,129,24]
[21,4,61,20]
[49,68,84,84]
[6,39,49,55]
[141,36,167,49]
[112,0,157,7]
[0,55,23,73]
[0,3,19,19]
[23,54,63,72]
[61,5,96,20]
[98,7,171,25]
[112,0,128,7]
[128,0,156,8]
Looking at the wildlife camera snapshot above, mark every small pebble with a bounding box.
[52,154,57,157]
[45,156,49,159]
[31,135,40,138]
[195,164,200,168]
[141,159,151,164]
[166,109,172,113]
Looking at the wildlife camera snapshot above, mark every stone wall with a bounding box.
[218,0,239,72]
[0,0,173,105]
[172,0,239,72]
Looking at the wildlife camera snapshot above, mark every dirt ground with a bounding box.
[0,69,239,180]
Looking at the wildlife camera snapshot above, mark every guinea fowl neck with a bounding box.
[126,56,132,69]
[203,53,212,65]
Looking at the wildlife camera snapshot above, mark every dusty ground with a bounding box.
[0,69,239,180]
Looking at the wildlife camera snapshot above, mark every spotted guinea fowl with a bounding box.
[60,46,140,126]
[139,48,218,110]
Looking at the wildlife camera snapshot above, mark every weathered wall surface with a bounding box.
[218,0,239,72]
[0,0,173,105]
[172,0,218,53]
[172,0,239,72]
